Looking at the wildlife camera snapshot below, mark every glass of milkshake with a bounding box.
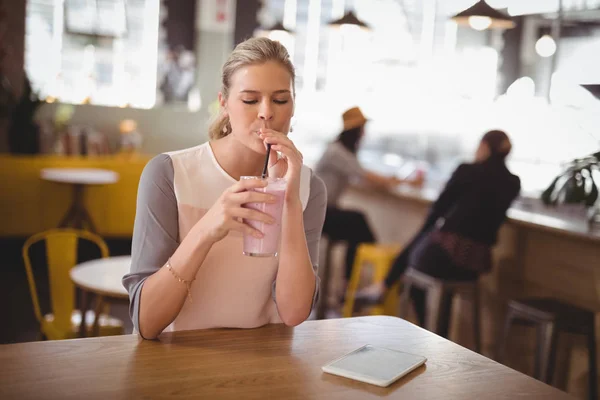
[240,176,286,257]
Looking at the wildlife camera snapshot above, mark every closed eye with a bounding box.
[274,99,289,104]
[242,100,258,104]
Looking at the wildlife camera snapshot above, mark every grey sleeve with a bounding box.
[122,154,179,335]
[272,171,327,309]
[329,144,366,179]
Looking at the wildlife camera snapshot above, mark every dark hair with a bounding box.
[336,127,363,154]
[481,130,512,160]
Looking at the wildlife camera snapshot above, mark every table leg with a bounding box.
[58,185,80,228]
[58,184,97,233]
[92,295,105,337]
[78,289,92,338]
[80,203,97,233]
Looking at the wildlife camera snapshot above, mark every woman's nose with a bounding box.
[258,101,274,121]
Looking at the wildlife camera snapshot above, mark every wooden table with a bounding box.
[70,256,130,337]
[0,316,572,399]
[41,168,119,232]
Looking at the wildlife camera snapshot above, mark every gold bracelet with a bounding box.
[166,258,195,303]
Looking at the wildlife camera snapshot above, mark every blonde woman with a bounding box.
[123,38,327,339]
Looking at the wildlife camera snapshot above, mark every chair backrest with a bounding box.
[22,229,109,334]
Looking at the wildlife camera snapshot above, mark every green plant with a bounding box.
[8,75,44,154]
[541,151,600,207]
[0,0,17,119]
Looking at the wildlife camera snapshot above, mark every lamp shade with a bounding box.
[261,21,294,35]
[451,0,515,30]
[581,84,600,101]
[328,10,370,30]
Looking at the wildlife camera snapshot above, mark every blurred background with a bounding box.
[2,0,599,192]
[1,1,600,398]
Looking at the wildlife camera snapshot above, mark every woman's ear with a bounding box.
[218,92,227,115]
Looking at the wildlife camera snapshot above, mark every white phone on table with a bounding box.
[322,344,427,387]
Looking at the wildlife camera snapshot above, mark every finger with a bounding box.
[229,220,264,238]
[270,144,302,164]
[259,128,284,136]
[260,129,293,142]
[268,147,279,167]
[230,207,275,225]
[228,190,277,205]
[260,131,294,144]
[261,136,292,148]
[228,177,268,193]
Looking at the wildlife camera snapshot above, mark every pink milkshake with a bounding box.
[241,177,286,257]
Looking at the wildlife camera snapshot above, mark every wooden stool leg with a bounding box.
[78,289,91,338]
[537,322,558,384]
[425,286,444,334]
[472,286,481,353]
[399,282,412,320]
[342,247,365,318]
[92,295,105,337]
[588,323,598,400]
[496,308,515,363]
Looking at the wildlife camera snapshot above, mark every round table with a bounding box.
[70,255,131,337]
[41,168,119,232]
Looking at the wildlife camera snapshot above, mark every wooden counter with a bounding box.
[341,183,600,307]
[387,184,600,244]
[0,317,572,399]
[336,184,600,398]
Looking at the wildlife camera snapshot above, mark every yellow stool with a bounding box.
[342,243,402,318]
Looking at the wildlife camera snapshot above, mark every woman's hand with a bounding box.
[194,178,277,244]
[259,129,303,202]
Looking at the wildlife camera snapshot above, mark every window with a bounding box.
[25,0,161,108]
[262,0,415,95]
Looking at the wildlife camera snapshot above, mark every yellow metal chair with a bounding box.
[22,229,124,340]
[343,243,402,318]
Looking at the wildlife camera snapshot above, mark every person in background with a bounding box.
[358,130,520,338]
[123,38,327,340]
[314,107,422,293]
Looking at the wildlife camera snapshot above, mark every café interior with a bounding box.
[1,0,600,398]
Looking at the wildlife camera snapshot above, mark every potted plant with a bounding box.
[0,0,17,121]
[541,151,600,227]
[7,75,44,154]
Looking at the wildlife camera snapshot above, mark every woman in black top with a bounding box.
[359,130,521,337]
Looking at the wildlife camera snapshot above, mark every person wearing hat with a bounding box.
[314,107,419,294]
[358,130,520,338]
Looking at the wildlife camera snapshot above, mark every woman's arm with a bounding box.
[420,163,471,231]
[364,171,396,188]
[364,171,423,188]
[275,173,327,326]
[123,155,214,339]
[137,228,214,339]
[124,155,276,339]
[260,129,327,326]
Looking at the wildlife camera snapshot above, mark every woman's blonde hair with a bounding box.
[208,37,296,140]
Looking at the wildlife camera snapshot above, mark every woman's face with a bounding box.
[219,61,294,154]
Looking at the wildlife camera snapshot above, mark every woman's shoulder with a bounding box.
[140,142,212,187]
[316,141,355,167]
[164,142,210,163]
[302,166,327,214]
[141,153,175,183]
[307,167,326,198]
[137,154,177,205]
